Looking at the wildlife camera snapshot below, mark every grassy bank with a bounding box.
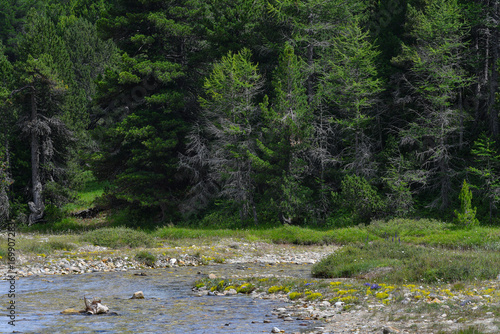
[5,217,500,285]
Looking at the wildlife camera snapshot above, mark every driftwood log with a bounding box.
[61,296,110,315]
[84,296,109,315]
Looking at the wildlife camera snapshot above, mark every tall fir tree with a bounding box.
[0,42,14,223]
[11,9,73,224]
[259,43,312,223]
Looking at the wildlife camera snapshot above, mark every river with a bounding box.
[3,264,319,333]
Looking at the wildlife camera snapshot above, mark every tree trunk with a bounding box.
[488,1,500,137]
[0,139,11,223]
[459,90,464,150]
[307,13,314,105]
[29,90,44,225]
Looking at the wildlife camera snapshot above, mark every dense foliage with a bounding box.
[2,0,500,227]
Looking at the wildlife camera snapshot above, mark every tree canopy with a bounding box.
[3,0,500,227]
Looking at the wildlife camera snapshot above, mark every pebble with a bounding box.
[0,254,202,280]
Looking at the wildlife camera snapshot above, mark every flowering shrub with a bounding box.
[268,285,290,294]
[305,291,323,300]
[288,292,303,300]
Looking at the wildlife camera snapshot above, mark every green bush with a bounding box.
[332,175,385,224]
[44,204,64,223]
[455,180,480,228]
[135,251,156,266]
[81,227,155,248]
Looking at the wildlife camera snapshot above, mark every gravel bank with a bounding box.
[1,238,499,334]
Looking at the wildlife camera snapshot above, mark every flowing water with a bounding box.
[2,264,318,333]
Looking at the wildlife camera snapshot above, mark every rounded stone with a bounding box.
[130,291,145,299]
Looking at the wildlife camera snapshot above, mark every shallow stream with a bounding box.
[3,264,318,333]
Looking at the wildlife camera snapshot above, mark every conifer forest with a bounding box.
[2,0,500,228]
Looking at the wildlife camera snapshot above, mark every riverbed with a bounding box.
[4,264,319,334]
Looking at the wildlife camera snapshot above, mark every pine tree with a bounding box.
[268,0,362,103]
[92,0,206,221]
[455,180,480,228]
[0,42,14,223]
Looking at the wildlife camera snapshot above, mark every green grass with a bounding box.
[19,217,104,234]
[367,218,500,250]
[4,234,79,256]
[154,227,248,240]
[81,227,156,248]
[153,224,373,245]
[311,240,500,283]
[63,180,107,213]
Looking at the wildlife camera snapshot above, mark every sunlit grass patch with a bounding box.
[312,240,500,283]
[81,227,155,248]
[11,234,79,255]
[63,180,108,213]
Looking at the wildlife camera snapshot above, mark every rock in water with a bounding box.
[61,308,82,314]
[131,291,145,299]
[271,327,281,333]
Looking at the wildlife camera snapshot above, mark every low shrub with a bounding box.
[135,251,156,267]
[288,292,303,300]
[237,283,255,294]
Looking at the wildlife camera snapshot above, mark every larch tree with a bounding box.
[318,20,383,178]
[182,49,263,224]
[394,0,470,210]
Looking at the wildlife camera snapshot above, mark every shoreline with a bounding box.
[1,237,499,333]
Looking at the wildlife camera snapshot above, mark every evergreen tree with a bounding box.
[10,9,73,224]
[92,0,206,221]
[259,44,312,223]
[0,42,14,223]
[469,133,500,222]
[455,179,480,228]
[319,20,383,177]
[268,0,362,102]
[393,0,470,210]
[182,49,262,224]
[468,0,500,137]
